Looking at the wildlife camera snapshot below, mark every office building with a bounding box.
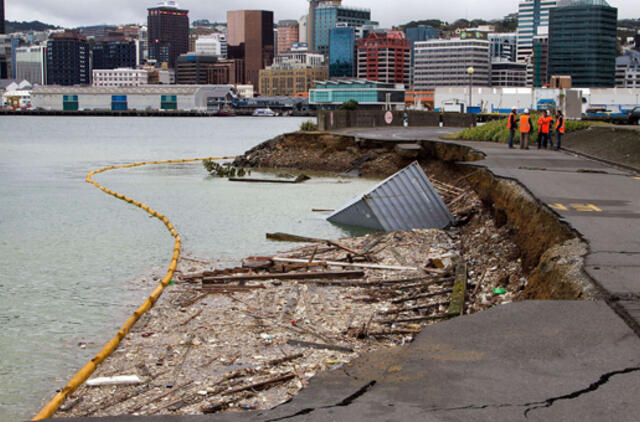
[274,50,324,68]
[78,25,118,39]
[93,68,149,87]
[92,39,137,70]
[227,10,274,89]
[405,25,438,86]
[313,3,371,56]
[277,20,299,54]
[329,26,356,77]
[548,0,617,87]
[15,46,47,85]
[489,33,517,62]
[616,50,640,88]
[176,54,219,84]
[357,31,411,87]
[46,31,91,86]
[309,79,405,109]
[147,1,189,68]
[207,59,245,85]
[0,35,13,79]
[299,15,308,44]
[259,65,328,97]
[516,0,557,62]
[308,0,342,51]
[491,61,527,86]
[530,34,549,87]
[413,33,490,90]
[195,34,227,58]
[0,0,4,34]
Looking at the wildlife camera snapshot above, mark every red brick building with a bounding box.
[277,20,299,54]
[357,31,411,87]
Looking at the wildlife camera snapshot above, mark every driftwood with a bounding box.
[380,301,450,315]
[271,257,418,272]
[222,373,296,395]
[202,271,364,284]
[267,232,362,256]
[286,339,354,353]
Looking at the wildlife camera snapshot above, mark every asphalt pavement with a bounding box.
[47,127,640,421]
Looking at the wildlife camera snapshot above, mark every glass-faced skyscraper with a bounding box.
[313,3,370,57]
[329,26,356,77]
[516,0,557,62]
[549,0,617,87]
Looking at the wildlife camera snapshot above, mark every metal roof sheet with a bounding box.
[328,161,454,232]
[31,85,235,96]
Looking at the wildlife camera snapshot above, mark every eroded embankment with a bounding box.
[236,131,599,301]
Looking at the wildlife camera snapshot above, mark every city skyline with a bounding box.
[5,0,640,29]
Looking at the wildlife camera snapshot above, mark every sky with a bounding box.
[5,0,640,29]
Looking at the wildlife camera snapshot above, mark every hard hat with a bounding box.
[524,108,529,113]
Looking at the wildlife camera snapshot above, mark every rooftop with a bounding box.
[32,85,235,96]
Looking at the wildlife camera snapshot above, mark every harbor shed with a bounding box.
[31,85,238,111]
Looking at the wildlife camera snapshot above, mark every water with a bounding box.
[0,116,378,421]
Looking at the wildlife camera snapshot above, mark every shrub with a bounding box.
[300,120,318,131]
[454,113,592,143]
[339,99,359,110]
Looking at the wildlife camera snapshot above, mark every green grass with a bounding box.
[454,113,592,144]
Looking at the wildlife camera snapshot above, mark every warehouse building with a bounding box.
[31,85,237,111]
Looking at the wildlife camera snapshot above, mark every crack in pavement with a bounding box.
[422,366,640,419]
[266,380,377,421]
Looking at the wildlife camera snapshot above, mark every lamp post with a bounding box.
[467,66,475,114]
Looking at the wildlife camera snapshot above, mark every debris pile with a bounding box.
[54,179,526,418]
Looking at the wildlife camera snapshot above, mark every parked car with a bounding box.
[628,106,640,125]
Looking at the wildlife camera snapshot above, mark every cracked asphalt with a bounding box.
[46,128,640,422]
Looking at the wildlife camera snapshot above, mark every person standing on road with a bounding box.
[554,110,565,151]
[519,109,532,149]
[507,108,518,149]
[537,110,553,149]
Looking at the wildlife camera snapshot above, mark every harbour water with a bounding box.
[0,116,378,421]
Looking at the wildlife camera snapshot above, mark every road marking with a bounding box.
[548,203,569,211]
[548,203,603,212]
[569,203,603,212]
[635,177,640,180]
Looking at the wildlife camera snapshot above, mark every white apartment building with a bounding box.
[413,38,490,90]
[15,46,47,85]
[273,51,324,68]
[516,0,557,63]
[92,68,149,87]
[195,34,227,58]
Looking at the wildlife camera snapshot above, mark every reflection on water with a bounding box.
[0,116,378,421]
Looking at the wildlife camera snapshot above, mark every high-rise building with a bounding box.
[46,31,91,86]
[92,39,137,70]
[531,34,549,87]
[92,68,149,87]
[176,54,219,84]
[308,0,342,51]
[15,46,47,85]
[329,26,356,78]
[313,3,371,57]
[516,0,557,62]
[277,20,300,54]
[0,0,5,35]
[147,0,189,68]
[405,25,438,87]
[615,50,640,88]
[489,33,517,62]
[195,34,227,58]
[549,0,617,87]
[299,15,308,44]
[357,31,411,86]
[227,10,275,89]
[0,35,17,79]
[491,61,527,86]
[413,33,490,90]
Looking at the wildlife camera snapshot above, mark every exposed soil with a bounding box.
[563,126,640,171]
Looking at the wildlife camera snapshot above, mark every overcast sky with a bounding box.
[6,0,640,29]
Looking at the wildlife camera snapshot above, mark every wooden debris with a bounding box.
[202,270,364,284]
[271,257,418,272]
[447,260,468,317]
[223,373,296,395]
[287,339,354,353]
[267,232,363,256]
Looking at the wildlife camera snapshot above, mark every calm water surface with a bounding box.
[0,116,378,421]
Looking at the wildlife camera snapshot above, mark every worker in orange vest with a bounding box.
[554,110,565,151]
[537,110,553,149]
[507,108,517,149]
[519,109,532,149]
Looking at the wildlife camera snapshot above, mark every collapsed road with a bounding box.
[46,128,640,422]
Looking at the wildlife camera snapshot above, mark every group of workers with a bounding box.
[507,108,565,151]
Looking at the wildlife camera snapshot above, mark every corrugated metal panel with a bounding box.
[328,162,454,231]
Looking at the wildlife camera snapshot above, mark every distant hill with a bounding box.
[5,20,60,33]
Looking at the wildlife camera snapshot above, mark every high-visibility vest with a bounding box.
[507,112,516,129]
[520,115,531,133]
[555,116,565,134]
[538,116,552,134]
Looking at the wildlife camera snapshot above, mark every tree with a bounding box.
[339,100,359,111]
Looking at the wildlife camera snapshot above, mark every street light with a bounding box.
[467,66,475,114]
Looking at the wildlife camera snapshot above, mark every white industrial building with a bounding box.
[435,86,640,118]
[15,46,47,86]
[92,68,149,87]
[31,85,238,111]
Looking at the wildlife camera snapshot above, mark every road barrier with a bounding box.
[33,156,235,420]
